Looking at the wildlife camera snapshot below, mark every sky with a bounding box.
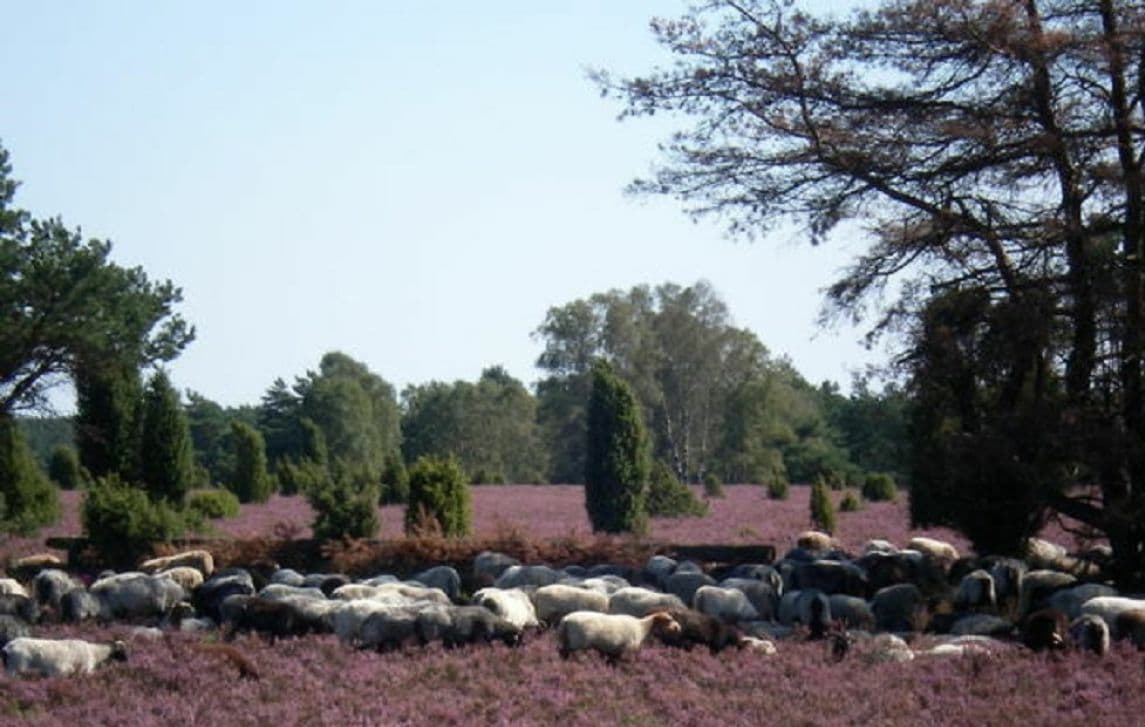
[2,1,887,409]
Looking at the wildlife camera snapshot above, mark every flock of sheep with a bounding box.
[0,529,1141,679]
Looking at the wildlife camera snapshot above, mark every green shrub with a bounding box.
[0,415,60,535]
[405,455,471,537]
[187,489,241,520]
[862,472,898,502]
[228,420,273,504]
[766,477,790,500]
[276,458,327,496]
[810,477,837,534]
[307,473,379,542]
[702,472,725,498]
[469,467,505,485]
[48,445,87,490]
[647,461,708,518]
[379,451,409,505]
[82,475,188,565]
[584,361,649,535]
[839,490,862,512]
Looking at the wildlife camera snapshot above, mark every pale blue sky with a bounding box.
[3,1,884,408]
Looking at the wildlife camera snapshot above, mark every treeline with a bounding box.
[22,281,908,499]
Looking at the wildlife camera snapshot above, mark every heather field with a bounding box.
[0,484,1092,565]
[1,623,1143,726]
[0,485,1134,726]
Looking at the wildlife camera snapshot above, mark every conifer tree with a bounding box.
[584,360,649,534]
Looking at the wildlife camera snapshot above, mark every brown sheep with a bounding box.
[1115,608,1145,649]
[1022,608,1068,652]
[657,608,742,654]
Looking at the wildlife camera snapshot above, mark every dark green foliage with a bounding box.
[186,488,241,520]
[184,390,235,486]
[0,142,194,417]
[0,414,60,534]
[16,416,74,467]
[766,477,789,500]
[82,474,187,564]
[821,378,910,483]
[702,472,725,498]
[257,378,305,468]
[810,478,836,535]
[74,359,142,481]
[404,455,472,537]
[379,450,409,505]
[469,468,505,485]
[839,490,862,513]
[138,370,195,504]
[228,420,273,504]
[306,469,380,542]
[276,457,328,497]
[298,417,328,466]
[48,445,86,490]
[584,361,649,534]
[862,472,898,502]
[646,460,707,518]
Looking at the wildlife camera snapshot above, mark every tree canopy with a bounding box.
[599,0,1145,585]
[0,143,193,415]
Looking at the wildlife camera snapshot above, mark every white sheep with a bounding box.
[532,584,608,625]
[692,585,759,624]
[3,637,127,677]
[906,537,959,567]
[139,549,215,578]
[328,599,399,644]
[472,551,520,587]
[556,610,680,660]
[332,582,449,606]
[156,566,204,593]
[495,564,563,590]
[797,531,834,552]
[1046,583,1119,621]
[257,584,328,602]
[607,587,686,618]
[472,587,540,630]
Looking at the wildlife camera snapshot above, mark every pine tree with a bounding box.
[74,359,142,481]
[584,360,649,534]
[810,476,836,535]
[138,370,194,504]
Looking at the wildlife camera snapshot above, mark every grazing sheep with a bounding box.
[871,583,926,633]
[1023,537,1071,572]
[60,589,105,624]
[718,578,779,622]
[556,610,680,661]
[194,643,259,680]
[1069,614,1110,656]
[358,605,423,651]
[269,569,306,587]
[777,589,831,637]
[724,564,784,596]
[0,615,31,647]
[0,593,39,624]
[411,566,461,602]
[420,605,522,648]
[495,564,563,590]
[1046,583,1119,621]
[953,570,996,613]
[949,614,1014,638]
[195,570,257,622]
[1079,596,1145,637]
[862,539,899,555]
[3,637,127,677]
[1018,570,1077,619]
[257,584,327,602]
[1022,608,1069,651]
[91,572,186,621]
[332,582,450,606]
[329,599,398,644]
[906,537,959,569]
[532,584,609,626]
[156,566,204,593]
[828,594,875,632]
[608,587,687,618]
[693,585,759,624]
[473,551,520,587]
[792,560,867,598]
[303,574,352,597]
[9,554,64,581]
[1114,609,1145,649]
[657,607,742,654]
[227,597,328,641]
[984,557,1027,618]
[139,549,215,578]
[575,576,631,596]
[664,571,717,607]
[33,569,80,613]
[472,588,540,630]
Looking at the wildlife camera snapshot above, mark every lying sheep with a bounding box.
[556,610,680,661]
[3,637,127,677]
[139,549,215,578]
[608,587,686,618]
[532,584,609,626]
[472,588,540,630]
